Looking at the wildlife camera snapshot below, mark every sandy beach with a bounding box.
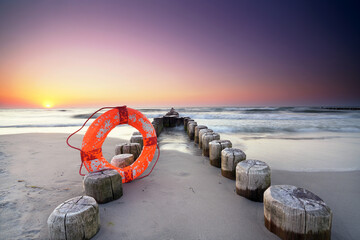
[0,128,359,240]
[1,0,359,238]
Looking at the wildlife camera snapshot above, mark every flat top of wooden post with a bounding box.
[266,185,331,212]
[54,196,97,215]
[112,153,133,159]
[237,159,270,171]
[210,139,231,145]
[131,135,143,139]
[222,148,245,156]
[203,132,219,137]
[116,143,139,147]
[199,128,213,133]
[85,169,120,179]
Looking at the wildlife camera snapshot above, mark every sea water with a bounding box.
[1,107,360,171]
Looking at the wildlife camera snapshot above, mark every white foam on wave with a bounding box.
[185,112,360,120]
[1,107,360,135]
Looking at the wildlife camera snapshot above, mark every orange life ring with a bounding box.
[81,106,157,183]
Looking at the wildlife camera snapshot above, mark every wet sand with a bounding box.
[0,129,359,239]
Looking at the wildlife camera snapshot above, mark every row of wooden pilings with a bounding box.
[48,108,333,240]
[156,108,333,240]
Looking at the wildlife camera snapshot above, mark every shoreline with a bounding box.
[0,132,359,239]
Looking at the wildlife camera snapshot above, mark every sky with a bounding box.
[0,0,359,108]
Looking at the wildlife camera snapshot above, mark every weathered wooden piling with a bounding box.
[164,116,178,127]
[152,122,159,136]
[130,133,143,148]
[83,169,123,204]
[176,117,184,126]
[201,132,220,157]
[48,196,99,240]
[111,153,134,168]
[198,129,213,149]
[209,140,232,167]
[183,117,191,131]
[163,117,169,128]
[163,108,180,127]
[236,159,270,202]
[264,185,332,240]
[188,121,198,140]
[186,119,195,134]
[115,143,142,160]
[194,125,208,144]
[221,148,246,179]
[152,117,164,136]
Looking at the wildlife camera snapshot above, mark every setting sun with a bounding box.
[42,101,53,108]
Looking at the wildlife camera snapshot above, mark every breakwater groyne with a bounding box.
[48,107,333,240]
[150,108,333,240]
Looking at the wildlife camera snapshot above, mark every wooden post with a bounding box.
[236,159,271,202]
[209,140,232,167]
[111,153,134,168]
[201,132,220,157]
[184,117,191,131]
[221,148,246,179]
[186,120,195,135]
[166,115,178,127]
[115,143,142,160]
[83,169,123,204]
[198,129,213,149]
[163,116,170,128]
[194,125,208,144]
[163,108,179,127]
[188,121,198,140]
[152,117,163,136]
[48,196,99,240]
[183,117,190,129]
[153,117,164,127]
[176,117,184,126]
[264,185,332,240]
[152,122,159,136]
[130,134,143,149]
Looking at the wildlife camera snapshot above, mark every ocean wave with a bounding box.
[3,123,358,133]
[136,108,168,113]
[288,107,348,113]
[145,114,165,118]
[210,125,360,134]
[181,106,360,114]
[1,107,359,135]
[72,112,164,119]
[185,113,359,120]
[71,113,101,119]
[68,107,360,120]
[241,107,284,112]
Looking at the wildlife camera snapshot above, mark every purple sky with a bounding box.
[0,0,359,107]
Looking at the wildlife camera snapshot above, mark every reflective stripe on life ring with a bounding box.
[81,106,157,183]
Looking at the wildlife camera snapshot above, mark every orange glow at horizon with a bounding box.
[42,100,54,108]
